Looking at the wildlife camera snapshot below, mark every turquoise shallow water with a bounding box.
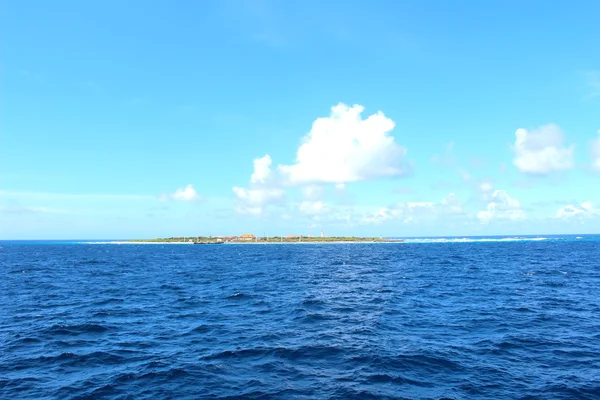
[1,236,600,399]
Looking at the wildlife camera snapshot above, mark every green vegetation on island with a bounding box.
[127,236,218,243]
[126,235,403,244]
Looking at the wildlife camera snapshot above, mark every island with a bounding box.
[125,234,404,244]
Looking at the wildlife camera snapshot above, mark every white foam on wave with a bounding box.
[81,241,193,245]
[401,237,550,244]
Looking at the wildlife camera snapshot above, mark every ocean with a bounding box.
[1,236,599,399]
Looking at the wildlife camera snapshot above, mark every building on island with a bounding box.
[238,233,256,241]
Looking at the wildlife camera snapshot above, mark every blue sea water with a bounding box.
[1,236,600,399]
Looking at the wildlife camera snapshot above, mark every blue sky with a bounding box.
[1,0,599,239]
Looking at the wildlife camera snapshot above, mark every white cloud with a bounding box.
[477,190,525,223]
[363,193,461,224]
[363,202,434,224]
[301,185,323,200]
[232,187,284,206]
[233,155,285,215]
[250,154,274,184]
[591,130,600,172]
[232,186,284,215]
[476,181,495,201]
[512,124,574,174]
[362,207,395,224]
[278,103,408,184]
[299,200,328,215]
[170,184,201,201]
[556,201,598,219]
[479,182,493,193]
[440,193,463,214]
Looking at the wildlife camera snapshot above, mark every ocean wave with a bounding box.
[4,239,600,399]
[81,241,193,245]
[43,323,111,335]
[402,236,551,243]
[201,345,345,362]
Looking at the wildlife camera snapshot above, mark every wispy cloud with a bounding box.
[245,0,286,48]
[430,142,455,166]
[586,70,600,98]
[362,193,463,225]
[221,0,286,49]
[0,205,71,215]
[591,130,600,172]
[394,186,414,195]
[0,190,155,201]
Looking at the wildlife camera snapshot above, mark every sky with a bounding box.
[1,0,600,239]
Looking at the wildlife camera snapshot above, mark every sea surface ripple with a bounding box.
[1,238,600,399]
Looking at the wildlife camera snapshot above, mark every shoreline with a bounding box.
[93,240,404,245]
[78,236,573,245]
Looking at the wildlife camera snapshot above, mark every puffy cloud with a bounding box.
[168,184,201,201]
[477,190,525,223]
[250,154,274,184]
[591,130,600,172]
[512,124,574,174]
[278,103,408,184]
[556,202,598,219]
[232,187,284,215]
[233,154,284,215]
